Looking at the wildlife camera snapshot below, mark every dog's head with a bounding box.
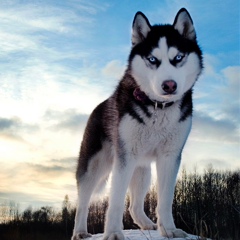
[129,8,203,103]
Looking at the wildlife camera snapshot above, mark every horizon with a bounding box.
[0,0,239,211]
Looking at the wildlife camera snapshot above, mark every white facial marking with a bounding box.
[131,37,201,102]
[168,47,179,60]
[158,37,169,60]
[151,48,161,60]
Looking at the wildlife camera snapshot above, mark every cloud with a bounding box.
[184,55,240,172]
[0,158,77,210]
[0,191,44,207]
[0,111,83,164]
[202,54,223,79]
[26,163,71,177]
[0,117,39,143]
[44,109,89,132]
[192,112,239,144]
[0,0,109,64]
[0,1,114,132]
[220,66,240,122]
[102,60,126,80]
[197,158,231,170]
[0,1,94,34]
[0,117,19,130]
[0,117,38,132]
[194,55,239,125]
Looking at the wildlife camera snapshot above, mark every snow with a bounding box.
[87,230,202,239]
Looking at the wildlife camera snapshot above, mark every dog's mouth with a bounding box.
[134,88,175,104]
[161,92,178,99]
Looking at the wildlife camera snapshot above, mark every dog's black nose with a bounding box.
[162,80,177,94]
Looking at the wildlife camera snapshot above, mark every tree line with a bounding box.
[0,167,239,240]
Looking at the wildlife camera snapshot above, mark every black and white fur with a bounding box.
[72,8,203,240]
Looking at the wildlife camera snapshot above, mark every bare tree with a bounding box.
[62,195,71,237]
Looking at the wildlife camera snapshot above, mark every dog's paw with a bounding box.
[141,223,158,230]
[103,231,125,240]
[161,228,188,238]
[71,232,92,240]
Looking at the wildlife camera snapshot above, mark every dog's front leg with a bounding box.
[156,153,188,238]
[103,157,136,240]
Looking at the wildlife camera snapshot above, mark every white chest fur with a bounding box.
[118,104,191,164]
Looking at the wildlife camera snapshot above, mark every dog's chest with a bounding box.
[118,106,184,157]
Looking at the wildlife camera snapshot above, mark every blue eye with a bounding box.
[175,54,185,62]
[148,56,157,64]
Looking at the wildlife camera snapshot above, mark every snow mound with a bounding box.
[88,229,202,239]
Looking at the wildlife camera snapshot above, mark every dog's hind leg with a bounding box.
[72,144,113,240]
[129,166,157,230]
[72,175,94,240]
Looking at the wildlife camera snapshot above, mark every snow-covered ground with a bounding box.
[88,230,203,239]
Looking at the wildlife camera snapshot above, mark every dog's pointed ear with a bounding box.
[173,8,196,40]
[132,12,151,46]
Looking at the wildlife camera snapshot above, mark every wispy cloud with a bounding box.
[44,109,89,132]
[102,60,126,80]
[0,158,76,209]
[194,55,239,123]
[192,112,239,144]
[192,64,239,146]
[0,117,39,146]
[185,57,240,172]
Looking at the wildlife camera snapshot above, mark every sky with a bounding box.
[0,0,239,212]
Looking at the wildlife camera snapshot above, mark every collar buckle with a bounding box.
[161,102,166,109]
[133,88,174,110]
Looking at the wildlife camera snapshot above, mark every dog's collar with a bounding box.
[133,88,174,110]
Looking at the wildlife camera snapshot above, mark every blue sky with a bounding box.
[0,0,239,211]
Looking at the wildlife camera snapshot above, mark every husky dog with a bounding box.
[72,8,203,240]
